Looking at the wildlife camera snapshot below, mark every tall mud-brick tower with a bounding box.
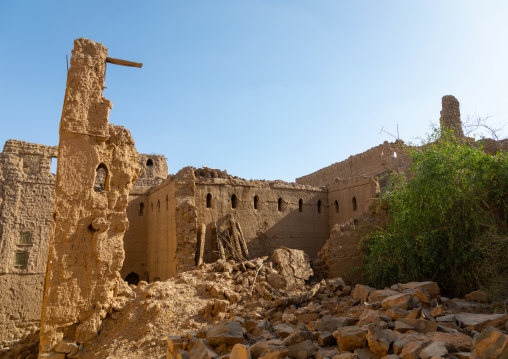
[440,95,464,139]
[39,38,142,357]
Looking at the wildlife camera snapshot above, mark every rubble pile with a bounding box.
[1,248,507,359]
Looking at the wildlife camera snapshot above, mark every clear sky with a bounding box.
[1,1,507,182]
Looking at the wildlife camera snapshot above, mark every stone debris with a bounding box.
[2,248,508,359]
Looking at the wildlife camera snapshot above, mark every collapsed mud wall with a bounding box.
[296,140,410,188]
[39,38,142,355]
[0,140,57,341]
[319,196,390,284]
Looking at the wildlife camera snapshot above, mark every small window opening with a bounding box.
[231,194,238,209]
[278,198,284,212]
[166,195,169,210]
[139,202,144,216]
[157,200,160,213]
[13,252,28,267]
[334,200,339,214]
[352,197,357,211]
[18,232,32,245]
[50,157,57,175]
[146,158,153,166]
[380,150,384,156]
[125,272,140,286]
[298,199,303,213]
[393,151,398,158]
[317,200,322,214]
[206,193,212,208]
[94,163,108,192]
[151,203,153,212]
[254,195,259,210]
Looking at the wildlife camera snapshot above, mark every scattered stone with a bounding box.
[456,314,508,332]
[369,289,400,302]
[398,318,437,334]
[399,340,429,359]
[465,291,488,303]
[382,293,412,310]
[319,315,348,333]
[419,341,448,359]
[318,331,336,347]
[287,339,315,359]
[206,321,244,347]
[351,285,376,303]
[366,322,394,356]
[472,327,508,359]
[230,344,252,359]
[430,306,445,318]
[401,282,440,297]
[334,326,367,352]
[426,331,472,352]
[272,247,313,290]
[191,339,219,359]
[249,341,289,359]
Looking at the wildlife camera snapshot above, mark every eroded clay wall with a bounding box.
[39,38,142,355]
[296,140,410,187]
[327,176,380,230]
[0,140,57,341]
[146,179,178,281]
[194,170,329,260]
[122,188,150,284]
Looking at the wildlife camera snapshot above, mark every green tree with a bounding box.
[362,129,508,298]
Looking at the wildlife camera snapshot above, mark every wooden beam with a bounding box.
[106,57,143,68]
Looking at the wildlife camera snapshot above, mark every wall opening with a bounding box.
[125,272,140,286]
[206,193,212,208]
[166,195,169,210]
[50,157,57,175]
[13,252,28,267]
[254,195,259,210]
[139,202,144,216]
[278,198,283,212]
[94,163,108,192]
[352,197,357,211]
[299,199,303,213]
[18,231,32,245]
[231,194,238,209]
[317,200,322,214]
[157,200,160,213]
[394,151,398,158]
[146,158,153,166]
[151,203,153,212]
[334,200,339,214]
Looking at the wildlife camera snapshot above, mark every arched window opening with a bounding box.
[125,272,140,286]
[231,194,238,209]
[206,193,212,208]
[278,198,283,212]
[352,197,357,211]
[317,200,322,214]
[94,163,108,192]
[157,200,160,213]
[393,151,398,158]
[146,158,154,166]
[166,195,169,210]
[380,150,384,156]
[151,203,153,212]
[254,195,259,210]
[139,202,144,216]
[298,199,303,213]
[334,200,339,214]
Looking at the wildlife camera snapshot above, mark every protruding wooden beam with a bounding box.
[106,57,143,68]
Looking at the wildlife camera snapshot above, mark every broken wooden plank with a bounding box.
[106,57,143,68]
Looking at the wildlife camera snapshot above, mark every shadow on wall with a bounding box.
[201,193,329,261]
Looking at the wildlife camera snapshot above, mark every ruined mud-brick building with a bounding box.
[1,39,506,346]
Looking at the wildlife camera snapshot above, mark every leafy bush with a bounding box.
[362,129,508,298]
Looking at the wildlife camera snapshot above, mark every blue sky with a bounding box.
[1,1,507,181]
